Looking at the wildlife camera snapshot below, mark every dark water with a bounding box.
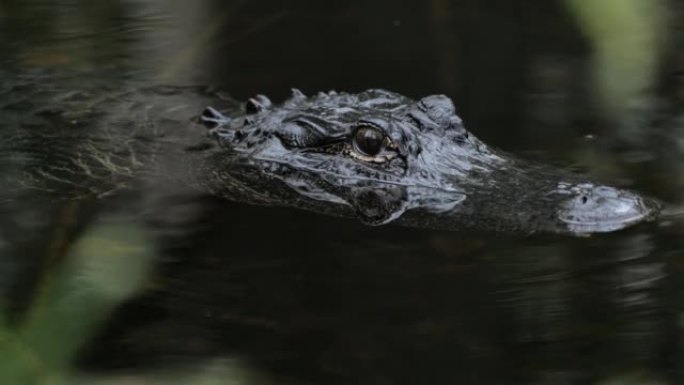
[0,1,683,384]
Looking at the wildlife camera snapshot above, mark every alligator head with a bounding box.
[198,89,660,235]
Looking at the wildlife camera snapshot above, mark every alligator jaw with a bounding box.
[391,159,662,236]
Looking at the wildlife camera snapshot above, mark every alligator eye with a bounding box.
[353,126,385,156]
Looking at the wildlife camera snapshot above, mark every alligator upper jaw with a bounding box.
[391,160,663,236]
[555,184,662,234]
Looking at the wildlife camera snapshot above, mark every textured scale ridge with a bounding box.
[0,74,661,235]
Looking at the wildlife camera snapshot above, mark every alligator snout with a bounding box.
[556,183,661,233]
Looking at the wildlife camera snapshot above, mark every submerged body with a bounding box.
[0,76,660,235]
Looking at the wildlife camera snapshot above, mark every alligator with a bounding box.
[0,75,661,235]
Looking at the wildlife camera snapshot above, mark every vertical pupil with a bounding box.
[355,127,384,156]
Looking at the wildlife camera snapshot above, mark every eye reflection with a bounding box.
[353,126,385,156]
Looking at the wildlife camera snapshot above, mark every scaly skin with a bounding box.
[199,89,660,234]
[0,75,660,235]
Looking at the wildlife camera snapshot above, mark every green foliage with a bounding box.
[564,0,667,116]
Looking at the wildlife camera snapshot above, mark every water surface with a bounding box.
[0,1,682,384]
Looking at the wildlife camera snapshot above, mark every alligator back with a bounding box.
[0,71,238,202]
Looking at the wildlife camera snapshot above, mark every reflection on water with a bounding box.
[0,0,683,384]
